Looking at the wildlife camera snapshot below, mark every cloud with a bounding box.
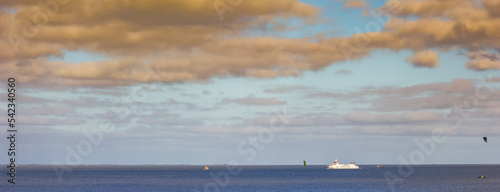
[307,77,500,112]
[1,0,500,87]
[136,114,203,127]
[20,104,75,116]
[482,0,500,17]
[486,77,500,82]
[335,69,353,74]
[366,78,500,112]
[239,111,468,136]
[351,125,455,136]
[466,51,500,70]
[179,92,199,97]
[61,96,107,108]
[473,108,500,118]
[16,94,55,103]
[0,0,326,86]
[342,0,367,8]
[167,98,198,110]
[311,83,465,102]
[244,110,443,129]
[346,111,441,124]
[369,0,500,69]
[202,90,211,95]
[263,85,312,94]
[222,94,287,105]
[244,112,344,127]
[1,0,318,58]
[406,50,439,67]
[15,116,85,126]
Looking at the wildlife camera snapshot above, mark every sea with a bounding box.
[1,165,500,191]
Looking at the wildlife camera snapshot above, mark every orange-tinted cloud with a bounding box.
[466,51,500,70]
[406,49,439,67]
[372,0,500,68]
[342,0,367,8]
[1,0,499,87]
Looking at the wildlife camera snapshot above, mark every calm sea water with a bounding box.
[1,165,500,191]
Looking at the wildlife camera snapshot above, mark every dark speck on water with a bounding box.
[1,165,500,191]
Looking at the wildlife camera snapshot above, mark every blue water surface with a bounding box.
[1,165,499,191]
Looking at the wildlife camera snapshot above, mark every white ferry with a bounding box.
[327,158,360,169]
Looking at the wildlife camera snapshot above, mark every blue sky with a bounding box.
[1,0,499,165]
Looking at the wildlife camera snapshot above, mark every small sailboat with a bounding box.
[203,165,209,170]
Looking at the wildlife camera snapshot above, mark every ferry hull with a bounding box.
[327,158,360,169]
[327,166,360,169]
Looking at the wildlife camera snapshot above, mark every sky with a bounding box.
[0,0,499,165]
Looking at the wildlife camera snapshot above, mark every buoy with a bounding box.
[478,175,485,178]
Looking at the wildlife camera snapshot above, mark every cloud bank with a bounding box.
[1,0,499,87]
